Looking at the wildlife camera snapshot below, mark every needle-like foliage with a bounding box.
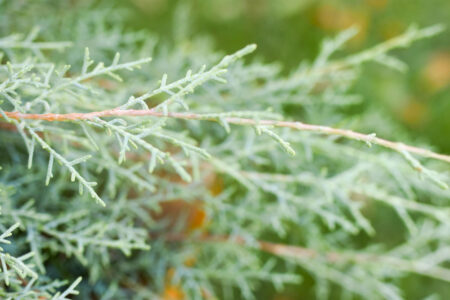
[0,1,449,299]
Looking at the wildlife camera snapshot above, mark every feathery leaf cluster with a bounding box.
[0,1,449,299]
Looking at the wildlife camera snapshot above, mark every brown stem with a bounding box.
[162,233,450,282]
[2,109,449,163]
[162,233,368,263]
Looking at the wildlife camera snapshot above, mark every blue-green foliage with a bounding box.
[0,1,449,299]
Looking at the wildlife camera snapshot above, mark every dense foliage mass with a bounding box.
[0,1,449,299]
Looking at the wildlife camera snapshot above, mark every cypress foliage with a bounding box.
[0,1,449,299]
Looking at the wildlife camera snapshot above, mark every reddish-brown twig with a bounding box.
[162,233,450,282]
[3,109,449,163]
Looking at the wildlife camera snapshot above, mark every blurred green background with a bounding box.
[120,0,450,153]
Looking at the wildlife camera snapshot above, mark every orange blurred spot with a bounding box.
[149,167,224,234]
[314,4,370,46]
[188,206,207,231]
[163,285,185,300]
[400,100,428,127]
[422,51,450,92]
[163,268,185,300]
[153,200,207,232]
